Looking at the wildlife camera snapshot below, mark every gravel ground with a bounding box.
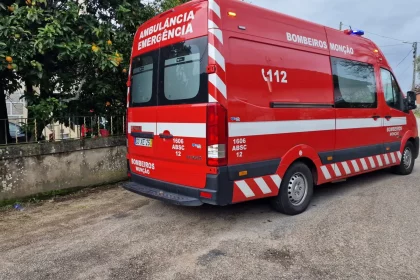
[1,155,420,280]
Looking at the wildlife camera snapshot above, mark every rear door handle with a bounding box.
[385,115,392,120]
[131,132,154,139]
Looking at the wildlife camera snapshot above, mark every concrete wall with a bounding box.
[0,137,127,201]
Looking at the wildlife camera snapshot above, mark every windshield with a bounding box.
[130,36,208,107]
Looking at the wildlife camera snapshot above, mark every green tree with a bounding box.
[0,0,188,144]
[156,0,190,11]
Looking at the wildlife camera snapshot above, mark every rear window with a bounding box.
[129,36,208,107]
[164,53,201,100]
[131,56,154,104]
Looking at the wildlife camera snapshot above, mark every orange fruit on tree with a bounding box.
[122,69,127,73]
[7,64,13,70]
[107,40,112,45]
[8,6,14,12]
[6,56,13,63]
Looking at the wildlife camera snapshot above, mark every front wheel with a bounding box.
[270,162,313,215]
[392,141,415,175]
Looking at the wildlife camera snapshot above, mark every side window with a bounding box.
[331,57,377,108]
[380,68,403,111]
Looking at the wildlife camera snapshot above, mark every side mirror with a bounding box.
[406,91,417,110]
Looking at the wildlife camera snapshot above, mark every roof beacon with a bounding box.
[344,29,364,36]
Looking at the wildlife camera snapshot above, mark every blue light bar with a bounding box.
[352,30,364,36]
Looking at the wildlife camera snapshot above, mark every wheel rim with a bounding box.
[287,172,308,206]
[403,147,412,169]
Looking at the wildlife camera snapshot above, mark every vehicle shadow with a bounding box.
[156,168,397,218]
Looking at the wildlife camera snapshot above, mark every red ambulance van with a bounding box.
[123,0,419,215]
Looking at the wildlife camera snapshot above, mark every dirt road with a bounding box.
[1,158,420,280]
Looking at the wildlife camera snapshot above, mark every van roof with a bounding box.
[222,0,390,69]
[134,0,390,70]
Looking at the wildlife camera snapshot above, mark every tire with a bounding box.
[270,162,314,215]
[392,141,415,175]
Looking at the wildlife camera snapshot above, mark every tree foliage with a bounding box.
[0,0,189,143]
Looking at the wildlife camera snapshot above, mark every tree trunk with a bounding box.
[0,83,11,145]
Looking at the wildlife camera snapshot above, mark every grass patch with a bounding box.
[0,187,84,209]
[0,183,123,210]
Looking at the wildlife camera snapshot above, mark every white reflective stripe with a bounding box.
[128,122,156,133]
[383,154,390,165]
[270,175,281,188]
[351,160,360,172]
[320,166,331,180]
[209,28,224,44]
[209,0,221,18]
[227,118,410,138]
[397,151,402,161]
[390,153,397,163]
[360,158,369,170]
[376,155,384,166]
[229,119,335,137]
[236,181,255,198]
[341,162,351,175]
[208,19,219,29]
[208,94,218,103]
[332,164,342,177]
[209,73,227,98]
[254,178,271,194]
[384,117,407,126]
[208,43,225,71]
[157,123,206,138]
[127,88,130,108]
[336,118,383,130]
[368,157,376,168]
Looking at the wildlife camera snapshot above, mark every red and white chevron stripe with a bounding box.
[320,152,402,181]
[232,174,282,203]
[208,0,227,107]
[233,151,402,203]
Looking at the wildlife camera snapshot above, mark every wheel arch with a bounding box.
[277,144,324,185]
[401,130,417,158]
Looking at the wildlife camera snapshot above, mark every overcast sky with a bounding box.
[248,0,420,92]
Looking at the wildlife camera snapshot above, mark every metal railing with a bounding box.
[1,115,126,146]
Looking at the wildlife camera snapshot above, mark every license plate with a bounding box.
[135,137,153,147]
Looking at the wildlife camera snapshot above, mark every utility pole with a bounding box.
[339,22,343,31]
[412,42,418,91]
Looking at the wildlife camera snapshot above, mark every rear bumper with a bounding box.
[122,167,233,206]
[414,137,419,159]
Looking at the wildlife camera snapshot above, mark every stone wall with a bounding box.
[0,137,127,201]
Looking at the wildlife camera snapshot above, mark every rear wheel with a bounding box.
[270,162,313,215]
[392,141,415,175]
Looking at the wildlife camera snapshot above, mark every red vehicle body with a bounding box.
[123,0,419,215]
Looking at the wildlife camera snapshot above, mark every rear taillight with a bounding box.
[206,103,228,166]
